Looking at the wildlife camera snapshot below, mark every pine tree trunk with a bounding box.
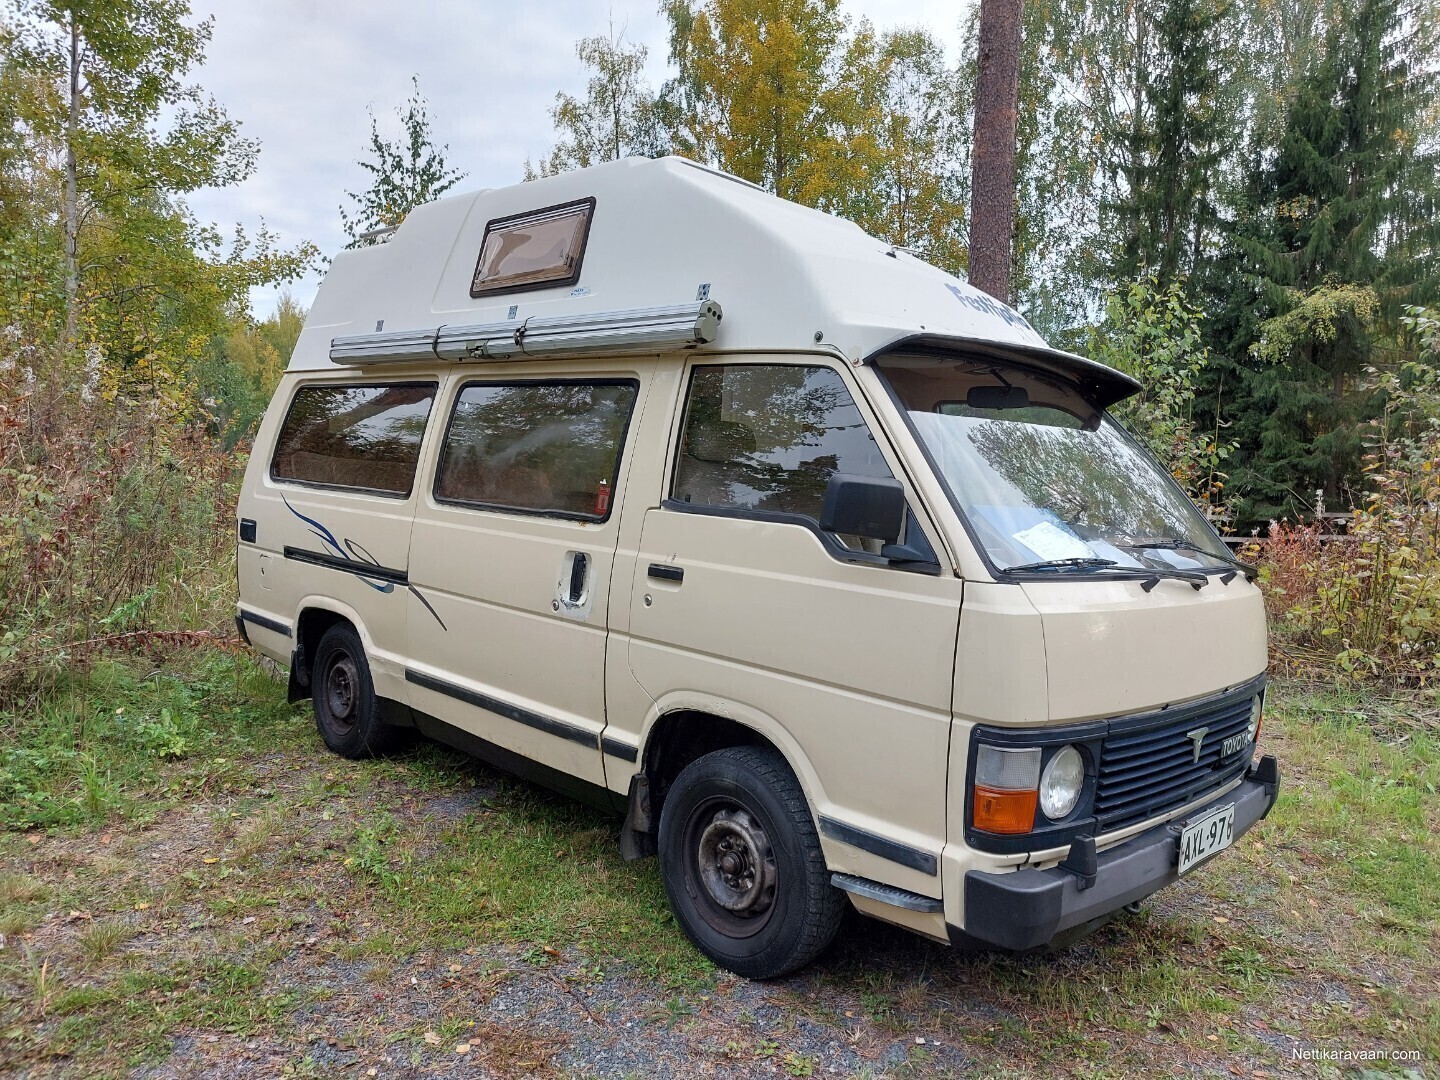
[62,18,80,358]
[969,0,1022,304]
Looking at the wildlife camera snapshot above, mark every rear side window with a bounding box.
[435,380,639,520]
[270,383,437,496]
[671,365,894,520]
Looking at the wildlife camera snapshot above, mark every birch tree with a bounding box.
[6,0,258,355]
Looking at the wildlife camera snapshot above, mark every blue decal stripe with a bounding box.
[281,494,344,559]
[278,497,399,593]
[407,585,448,631]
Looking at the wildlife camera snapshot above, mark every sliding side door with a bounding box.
[404,369,648,787]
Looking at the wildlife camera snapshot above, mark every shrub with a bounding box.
[1256,306,1440,682]
[0,358,242,691]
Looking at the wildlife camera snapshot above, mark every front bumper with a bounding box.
[957,755,1279,951]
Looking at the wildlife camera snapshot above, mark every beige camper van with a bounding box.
[235,156,1278,979]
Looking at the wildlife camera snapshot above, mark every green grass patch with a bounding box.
[0,651,309,831]
[335,781,709,982]
[1264,684,1440,933]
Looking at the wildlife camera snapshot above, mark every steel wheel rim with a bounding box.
[323,654,359,735]
[684,797,778,938]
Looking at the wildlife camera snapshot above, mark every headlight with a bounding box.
[1039,745,1085,820]
[1247,694,1263,744]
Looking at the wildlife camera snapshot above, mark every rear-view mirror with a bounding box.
[966,385,1030,411]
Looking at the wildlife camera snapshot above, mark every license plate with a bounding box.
[1178,802,1235,874]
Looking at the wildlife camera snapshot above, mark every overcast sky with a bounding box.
[183,0,972,319]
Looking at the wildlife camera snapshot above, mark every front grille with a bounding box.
[1094,690,1255,830]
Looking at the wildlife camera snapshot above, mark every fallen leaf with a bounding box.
[422,1031,441,1046]
[134,901,150,911]
[542,946,560,958]
[202,857,218,865]
[454,1043,470,1055]
[448,964,462,973]
[242,916,256,925]
[1213,916,1230,924]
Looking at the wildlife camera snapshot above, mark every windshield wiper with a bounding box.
[1003,557,1118,572]
[1119,537,1258,582]
[1002,556,1210,591]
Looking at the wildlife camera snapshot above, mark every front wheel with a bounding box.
[658,746,845,979]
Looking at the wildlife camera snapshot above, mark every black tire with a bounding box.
[658,746,845,979]
[310,623,398,759]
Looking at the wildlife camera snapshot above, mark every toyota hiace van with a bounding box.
[235,156,1278,979]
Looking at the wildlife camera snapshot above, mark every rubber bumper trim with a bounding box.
[958,756,1279,952]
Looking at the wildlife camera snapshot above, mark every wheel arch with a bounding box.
[621,694,830,859]
[286,597,372,701]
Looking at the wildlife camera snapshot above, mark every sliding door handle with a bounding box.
[569,552,589,602]
[647,563,684,583]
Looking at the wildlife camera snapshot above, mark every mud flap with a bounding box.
[619,772,657,861]
[286,649,308,704]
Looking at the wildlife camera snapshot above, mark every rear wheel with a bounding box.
[658,746,845,979]
[311,623,398,758]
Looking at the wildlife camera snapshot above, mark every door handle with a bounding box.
[647,563,684,583]
[569,553,590,602]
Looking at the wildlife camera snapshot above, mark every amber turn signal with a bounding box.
[973,785,1038,834]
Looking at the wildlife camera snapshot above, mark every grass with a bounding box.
[0,652,303,831]
[1,653,1437,1077]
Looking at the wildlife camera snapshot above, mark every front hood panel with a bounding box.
[1021,576,1268,722]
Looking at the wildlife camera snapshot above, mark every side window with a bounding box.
[270,383,437,496]
[671,365,894,521]
[434,380,639,520]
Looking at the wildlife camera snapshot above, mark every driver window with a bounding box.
[671,364,897,551]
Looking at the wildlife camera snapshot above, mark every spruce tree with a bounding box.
[1201,0,1440,523]
[1110,0,1234,287]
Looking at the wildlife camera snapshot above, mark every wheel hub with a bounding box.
[696,808,776,916]
[325,656,358,731]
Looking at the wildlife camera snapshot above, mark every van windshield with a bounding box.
[873,353,1232,574]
